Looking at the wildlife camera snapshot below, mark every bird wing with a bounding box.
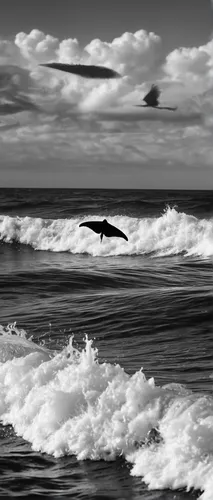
[104,222,128,241]
[143,84,160,106]
[79,221,103,234]
[40,63,120,79]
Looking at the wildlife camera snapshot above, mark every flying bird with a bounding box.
[135,84,177,111]
[79,219,128,242]
[40,63,121,79]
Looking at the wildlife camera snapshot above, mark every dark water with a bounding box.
[0,188,213,500]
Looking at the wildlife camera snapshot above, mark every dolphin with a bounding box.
[79,219,128,242]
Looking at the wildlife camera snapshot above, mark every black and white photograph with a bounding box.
[0,1,213,499]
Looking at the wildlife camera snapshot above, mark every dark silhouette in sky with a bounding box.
[40,63,121,79]
[79,219,128,242]
[135,84,177,111]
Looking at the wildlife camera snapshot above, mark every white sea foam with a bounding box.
[0,207,212,257]
[0,325,213,499]
[0,323,51,362]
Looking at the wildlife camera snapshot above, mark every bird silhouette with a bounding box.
[135,84,177,111]
[79,219,128,242]
[40,63,121,79]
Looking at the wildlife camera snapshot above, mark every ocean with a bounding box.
[0,188,213,500]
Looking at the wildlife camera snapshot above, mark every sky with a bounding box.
[0,0,213,188]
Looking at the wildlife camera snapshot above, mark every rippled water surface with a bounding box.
[0,188,213,499]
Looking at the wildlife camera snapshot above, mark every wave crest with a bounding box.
[0,327,213,499]
[0,207,212,257]
[0,322,51,362]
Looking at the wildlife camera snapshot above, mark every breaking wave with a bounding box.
[0,207,213,257]
[0,324,213,499]
[0,322,51,362]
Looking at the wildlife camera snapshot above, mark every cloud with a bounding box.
[15,29,59,64]
[0,89,39,115]
[0,27,212,179]
[0,120,19,131]
[0,39,22,66]
[0,28,207,118]
[0,28,163,111]
[84,30,162,79]
[94,106,202,125]
[14,28,162,77]
[164,40,213,93]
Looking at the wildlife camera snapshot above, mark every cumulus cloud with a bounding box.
[0,27,212,174]
[0,29,163,115]
[164,40,213,93]
[0,39,22,66]
[84,30,162,78]
[0,28,209,119]
[15,29,59,64]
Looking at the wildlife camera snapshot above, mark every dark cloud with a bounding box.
[0,65,39,116]
[0,91,38,115]
[0,120,20,131]
[94,107,203,125]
